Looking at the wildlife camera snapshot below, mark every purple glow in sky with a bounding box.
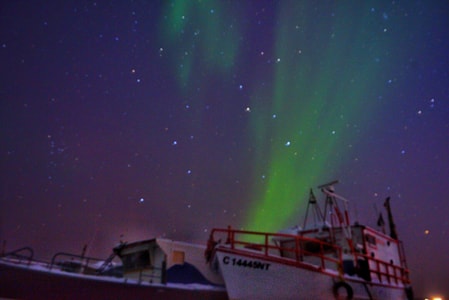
[1,1,448,298]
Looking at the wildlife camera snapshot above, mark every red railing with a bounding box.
[208,227,411,285]
[209,227,343,272]
[353,252,411,285]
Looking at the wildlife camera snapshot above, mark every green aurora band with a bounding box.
[160,2,395,233]
[245,3,392,232]
[161,0,239,89]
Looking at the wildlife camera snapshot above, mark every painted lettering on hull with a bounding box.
[222,256,270,270]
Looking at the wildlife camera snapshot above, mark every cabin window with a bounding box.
[365,234,376,246]
[172,250,185,264]
[122,250,151,270]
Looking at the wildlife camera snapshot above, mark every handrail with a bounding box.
[49,252,107,271]
[209,227,410,285]
[1,246,34,265]
[210,227,342,272]
[353,252,410,285]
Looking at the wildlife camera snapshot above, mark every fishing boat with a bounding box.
[1,181,414,299]
[0,238,227,300]
[205,181,414,300]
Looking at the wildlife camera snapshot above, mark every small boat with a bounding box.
[205,181,414,300]
[0,238,227,300]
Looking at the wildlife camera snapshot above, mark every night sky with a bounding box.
[1,1,448,298]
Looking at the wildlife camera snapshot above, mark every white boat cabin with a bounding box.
[275,224,407,284]
[114,238,224,285]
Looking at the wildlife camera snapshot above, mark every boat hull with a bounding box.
[215,249,408,300]
[0,260,228,300]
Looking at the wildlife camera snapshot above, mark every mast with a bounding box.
[319,181,358,267]
[384,197,398,240]
[319,181,352,238]
[302,189,324,229]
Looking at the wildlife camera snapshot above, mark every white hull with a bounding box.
[0,258,227,300]
[215,250,408,300]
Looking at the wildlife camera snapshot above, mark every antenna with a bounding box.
[374,203,386,234]
[384,197,398,239]
[317,180,339,190]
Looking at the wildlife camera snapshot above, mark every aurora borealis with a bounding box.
[160,1,400,233]
[245,2,393,231]
[1,1,449,298]
[161,0,240,89]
